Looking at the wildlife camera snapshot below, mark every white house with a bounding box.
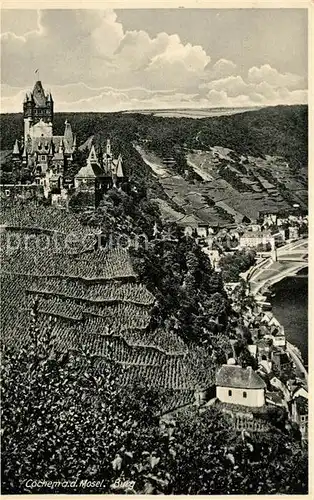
[272,329,286,348]
[216,365,266,408]
[239,231,275,250]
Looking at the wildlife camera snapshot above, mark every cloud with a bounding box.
[204,58,237,79]
[0,10,307,112]
[248,64,305,89]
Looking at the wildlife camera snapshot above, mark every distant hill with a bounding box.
[122,106,262,118]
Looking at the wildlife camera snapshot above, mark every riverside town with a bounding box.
[0,7,309,496]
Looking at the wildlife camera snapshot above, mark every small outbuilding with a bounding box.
[216,364,266,408]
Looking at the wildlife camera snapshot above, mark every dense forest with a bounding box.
[0,105,308,174]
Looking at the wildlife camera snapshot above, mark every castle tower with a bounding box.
[12,139,21,171]
[23,80,54,142]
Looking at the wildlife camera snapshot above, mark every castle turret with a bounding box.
[106,138,111,156]
[23,80,54,135]
[64,120,74,150]
[13,139,20,156]
[116,154,124,178]
[58,139,64,155]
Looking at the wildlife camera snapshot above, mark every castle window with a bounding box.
[40,155,47,162]
[5,190,10,197]
[243,392,247,398]
[228,390,232,397]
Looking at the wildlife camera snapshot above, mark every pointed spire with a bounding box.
[87,144,99,165]
[116,154,124,178]
[22,143,27,163]
[106,138,111,156]
[32,80,46,106]
[64,120,73,147]
[58,139,64,154]
[13,139,20,155]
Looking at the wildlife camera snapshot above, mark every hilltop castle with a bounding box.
[10,80,125,205]
[13,80,76,182]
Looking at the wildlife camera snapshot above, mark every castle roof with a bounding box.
[116,154,124,177]
[216,365,266,390]
[28,136,65,154]
[75,162,104,179]
[111,157,124,178]
[32,80,47,107]
[87,144,99,165]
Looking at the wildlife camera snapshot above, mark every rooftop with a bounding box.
[216,365,266,390]
[75,162,104,178]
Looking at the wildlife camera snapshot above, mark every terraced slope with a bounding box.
[136,145,306,226]
[1,203,216,410]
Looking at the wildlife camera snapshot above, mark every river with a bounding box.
[270,271,308,367]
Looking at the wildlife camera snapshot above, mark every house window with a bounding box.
[40,155,46,162]
[228,390,232,397]
[243,392,247,398]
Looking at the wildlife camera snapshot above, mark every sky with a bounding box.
[0,9,308,112]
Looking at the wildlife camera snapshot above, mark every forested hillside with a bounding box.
[0,105,308,174]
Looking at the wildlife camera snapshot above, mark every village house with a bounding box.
[271,348,293,378]
[271,327,286,348]
[239,231,275,250]
[216,364,266,408]
[291,395,308,441]
[256,337,273,363]
[288,226,299,240]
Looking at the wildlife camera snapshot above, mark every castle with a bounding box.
[12,80,76,187]
[11,80,125,205]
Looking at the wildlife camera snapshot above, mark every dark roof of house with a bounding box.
[216,365,266,390]
[266,391,285,406]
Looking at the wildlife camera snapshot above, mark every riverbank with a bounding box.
[246,259,308,380]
